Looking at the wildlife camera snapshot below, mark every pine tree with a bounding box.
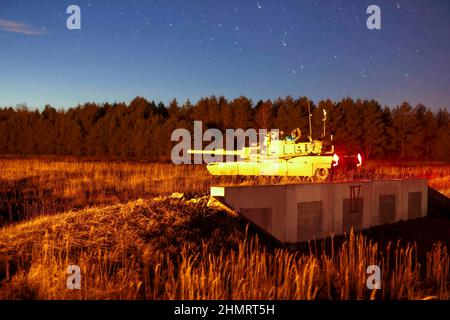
[254,100,273,130]
[431,109,450,161]
[390,102,416,159]
[362,100,385,159]
[231,96,252,129]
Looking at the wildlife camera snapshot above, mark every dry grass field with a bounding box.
[0,158,448,222]
[0,158,449,300]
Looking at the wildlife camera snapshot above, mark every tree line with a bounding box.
[0,96,448,161]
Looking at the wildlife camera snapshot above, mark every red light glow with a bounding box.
[332,153,339,167]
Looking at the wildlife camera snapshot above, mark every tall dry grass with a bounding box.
[0,158,449,300]
[0,197,448,300]
[0,158,449,223]
[0,159,210,222]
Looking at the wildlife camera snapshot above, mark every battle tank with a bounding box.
[189,132,337,180]
[188,108,361,180]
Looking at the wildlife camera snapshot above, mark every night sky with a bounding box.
[0,0,449,111]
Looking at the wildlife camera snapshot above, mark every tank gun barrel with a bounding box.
[187,149,241,156]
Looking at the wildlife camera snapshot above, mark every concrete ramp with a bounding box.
[211,179,428,243]
[428,187,450,219]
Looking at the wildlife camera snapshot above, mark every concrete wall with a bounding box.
[399,179,428,221]
[330,181,373,236]
[285,183,334,243]
[214,179,428,243]
[224,185,287,241]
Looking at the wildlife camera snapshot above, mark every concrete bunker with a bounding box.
[211,179,428,243]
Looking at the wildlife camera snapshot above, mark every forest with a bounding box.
[0,96,448,161]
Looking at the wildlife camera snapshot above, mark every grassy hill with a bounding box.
[0,195,448,300]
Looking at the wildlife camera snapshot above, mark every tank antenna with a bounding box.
[308,100,313,140]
